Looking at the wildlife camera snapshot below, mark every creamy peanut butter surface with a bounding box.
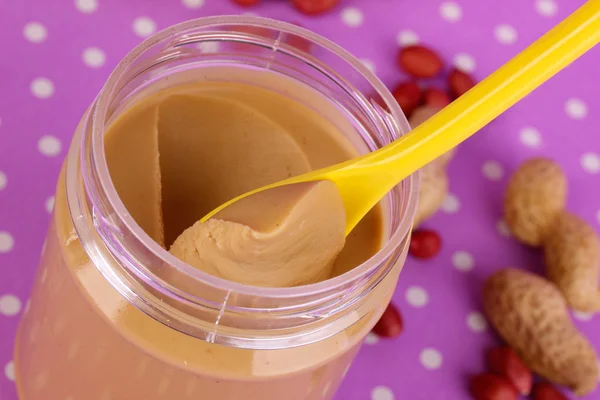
[170,181,346,287]
[104,78,382,286]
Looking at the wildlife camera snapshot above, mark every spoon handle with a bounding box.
[355,0,600,187]
[201,1,600,235]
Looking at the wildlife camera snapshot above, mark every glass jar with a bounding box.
[14,16,418,400]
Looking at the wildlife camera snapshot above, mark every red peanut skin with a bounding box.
[292,0,339,15]
[397,45,444,78]
[372,303,403,338]
[531,383,569,400]
[486,346,533,395]
[470,373,519,400]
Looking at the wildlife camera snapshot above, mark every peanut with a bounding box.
[504,158,600,312]
[231,0,260,5]
[409,229,442,259]
[504,158,567,247]
[392,81,422,117]
[423,87,451,109]
[409,106,455,228]
[283,23,313,53]
[409,105,439,127]
[414,162,448,228]
[372,302,403,338]
[292,0,339,14]
[486,346,533,395]
[470,373,518,400]
[397,45,444,78]
[448,68,476,98]
[544,212,600,313]
[532,382,569,400]
[483,268,599,396]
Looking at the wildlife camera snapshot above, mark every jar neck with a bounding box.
[65,16,418,349]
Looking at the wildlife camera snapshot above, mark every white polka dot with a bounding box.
[82,47,106,68]
[75,0,98,13]
[453,53,476,73]
[482,161,505,181]
[573,311,593,321]
[0,295,22,316]
[341,7,364,27]
[441,193,460,213]
[496,219,511,237]
[30,78,54,99]
[396,30,419,46]
[365,332,379,345]
[371,386,394,400]
[580,153,600,174]
[4,360,14,381]
[197,41,220,53]
[0,232,14,253]
[38,136,62,157]
[439,2,462,22]
[452,251,474,272]
[406,286,428,307]
[565,98,588,120]
[495,24,518,44]
[0,171,6,191]
[519,126,542,148]
[133,17,157,38]
[23,22,47,43]
[535,0,557,17]
[360,59,376,73]
[420,348,443,370]
[182,0,205,9]
[466,312,488,332]
[45,196,55,213]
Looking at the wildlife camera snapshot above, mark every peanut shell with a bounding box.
[504,158,567,247]
[414,163,448,228]
[544,212,600,313]
[483,268,599,396]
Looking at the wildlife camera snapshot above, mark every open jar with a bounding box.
[14,16,418,400]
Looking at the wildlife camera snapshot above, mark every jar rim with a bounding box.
[86,15,418,299]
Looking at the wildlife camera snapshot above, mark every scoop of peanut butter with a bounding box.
[169,181,346,287]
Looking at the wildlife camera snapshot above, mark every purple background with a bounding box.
[1,1,599,399]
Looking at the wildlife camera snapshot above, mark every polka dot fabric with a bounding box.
[0,1,599,399]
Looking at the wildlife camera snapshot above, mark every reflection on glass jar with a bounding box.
[14,16,417,400]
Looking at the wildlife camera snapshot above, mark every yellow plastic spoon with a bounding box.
[203,0,600,236]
